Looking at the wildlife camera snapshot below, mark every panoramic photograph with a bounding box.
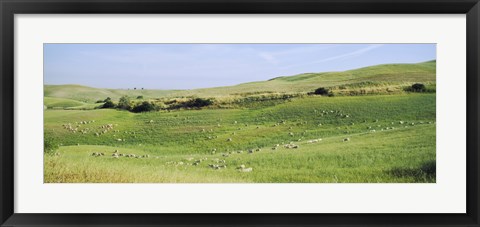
[43,43,436,183]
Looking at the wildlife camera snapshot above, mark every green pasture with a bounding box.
[44,94,436,183]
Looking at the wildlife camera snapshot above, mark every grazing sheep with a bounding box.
[284,144,299,149]
[239,167,253,172]
[227,138,232,142]
[343,138,350,142]
[248,149,254,154]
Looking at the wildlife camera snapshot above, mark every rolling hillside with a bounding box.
[43,60,436,183]
[44,60,436,103]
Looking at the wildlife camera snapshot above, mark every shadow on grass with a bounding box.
[388,160,436,182]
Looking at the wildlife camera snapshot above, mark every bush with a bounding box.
[411,83,426,92]
[314,87,330,95]
[132,101,157,113]
[95,100,104,103]
[102,100,115,108]
[104,97,112,102]
[44,131,59,154]
[185,98,213,108]
[137,96,144,99]
[117,96,132,110]
[313,87,333,96]
[405,83,428,92]
[168,98,213,109]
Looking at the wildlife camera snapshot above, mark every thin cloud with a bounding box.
[282,44,384,69]
[258,52,279,65]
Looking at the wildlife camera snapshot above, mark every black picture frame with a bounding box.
[1,0,479,226]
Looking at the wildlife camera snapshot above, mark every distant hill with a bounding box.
[44,60,435,102]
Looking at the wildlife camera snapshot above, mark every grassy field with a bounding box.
[44,94,436,183]
[44,61,436,183]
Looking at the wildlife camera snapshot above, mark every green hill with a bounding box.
[44,60,435,102]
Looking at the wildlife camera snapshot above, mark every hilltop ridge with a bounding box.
[45,60,436,102]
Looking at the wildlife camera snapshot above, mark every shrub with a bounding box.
[137,96,144,99]
[411,83,426,92]
[95,100,104,103]
[44,131,59,154]
[102,100,115,108]
[313,87,333,96]
[185,98,213,108]
[314,87,330,95]
[405,83,428,92]
[132,101,157,113]
[169,98,213,109]
[117,96,132,110]
[104,97,112,102]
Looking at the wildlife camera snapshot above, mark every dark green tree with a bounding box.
[132,101,157,113]
[117,96,132,110]
[411,83,426,92]
[314,87,330,96]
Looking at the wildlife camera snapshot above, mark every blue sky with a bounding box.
[44,44,436,90]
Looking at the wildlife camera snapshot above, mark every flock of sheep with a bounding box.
[62,120,121,137]
[62,120,94,134]
[75,109,435,175]
[92,149,152,159]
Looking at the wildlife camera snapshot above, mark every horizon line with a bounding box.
[44,59,436,91]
